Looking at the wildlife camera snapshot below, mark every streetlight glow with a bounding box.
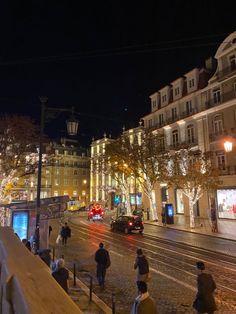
[224,140,233,153]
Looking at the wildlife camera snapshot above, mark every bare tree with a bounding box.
[0,115,40,204]
[164,148,220,228]
[105,129,168,220]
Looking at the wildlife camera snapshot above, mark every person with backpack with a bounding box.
[95,242,111,289]
[134,248,150,288]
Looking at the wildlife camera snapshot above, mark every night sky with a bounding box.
[1,1,236,146]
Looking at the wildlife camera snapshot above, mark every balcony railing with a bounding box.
[218,165,236,176]
[205,90,236,109]
[147,90,236,131]
[216,64,236,80]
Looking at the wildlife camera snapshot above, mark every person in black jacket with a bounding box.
[134,248,150,288]
[95,242,111,289]
[52,258,69,293]
[60,222,71,245]
[193,261,217,314]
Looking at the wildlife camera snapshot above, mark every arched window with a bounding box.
[172,130,179,147]
[187,124,195,144]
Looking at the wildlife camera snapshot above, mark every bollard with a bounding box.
[112,293,115,314]
[89,274,93,302]
[52,247,55,262]
[73,263,76,287]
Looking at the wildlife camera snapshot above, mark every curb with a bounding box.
[144,221,236,243]
[68,270,112,314]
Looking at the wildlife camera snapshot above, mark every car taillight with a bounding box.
[128,222,133,226]
[101,211,104,215]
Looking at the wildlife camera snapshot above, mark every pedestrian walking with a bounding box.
[161,207,166,226]
[131,281,157,314]
[95,242,111,289]
[60,222,71,245]
[134,248,150,288]
[193,261,217,314]
[210,208,217,233]
[52,258,69,293]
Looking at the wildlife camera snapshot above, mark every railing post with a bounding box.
[89,274,93,302]
[52,247,55,262]
[73,263,76,287]
[112,293,115,314]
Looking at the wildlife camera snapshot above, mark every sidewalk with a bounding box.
[144,214,236,242]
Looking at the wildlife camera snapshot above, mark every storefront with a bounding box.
[216,188,236,220]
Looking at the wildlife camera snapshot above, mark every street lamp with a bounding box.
[224,140,233,153]
[35,97,79,250]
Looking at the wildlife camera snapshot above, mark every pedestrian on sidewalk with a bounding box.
[60,222,71,245]
[131,281,157,314]
[193,261,217,314]
[52,258,69,293]
[161,207,166,226]
[95,242,111,289]
[134,249,150,288]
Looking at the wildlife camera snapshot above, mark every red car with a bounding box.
[88,204,105,221]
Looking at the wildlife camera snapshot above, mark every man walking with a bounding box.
[60,222,71,246]
[95,242,111,289]
[134,248,150,287]
[193,261,217,314]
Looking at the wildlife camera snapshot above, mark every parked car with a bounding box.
[88,204,105,221]
[110,215,144,234]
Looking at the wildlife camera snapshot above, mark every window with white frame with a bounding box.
[174,87,180,96]
[152,100,157,110]
[189,78,195,88]
[213,89,221,104]
[187,124,195,144]
[148,119,153,128]
[213,115,223,135]
[74,170,78,175]
[171,107,177,120]
[64,150,68,155]
[172,130,179,147]
[56,168,60,175]
[54,179,59,186]
[73,179,78,186]
[229,55,236,71]
[64,178,69,186]
[162,94,167,103]
[216,153,226,170]
[186,100,193,114]
[159,113,164,125]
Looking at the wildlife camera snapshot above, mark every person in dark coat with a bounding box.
[60,222,71,245]
[193,261,217,314]
[95,242,110,289]
[134,249,150,288]
[52,258,69,293]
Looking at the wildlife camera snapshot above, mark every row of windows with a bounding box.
[45,169,87,176]
[55,149,86,157]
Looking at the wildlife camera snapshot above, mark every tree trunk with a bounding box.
[148,192,158,221]
[189,199,195,228]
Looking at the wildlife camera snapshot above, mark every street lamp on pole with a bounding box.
[35,97,79,251]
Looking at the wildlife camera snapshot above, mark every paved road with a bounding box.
[50,215,236,314]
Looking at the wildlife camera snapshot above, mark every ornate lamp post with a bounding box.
[35,97,79,251]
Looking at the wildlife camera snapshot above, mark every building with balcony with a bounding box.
[13,138,90,206]
[142,32,236,234]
